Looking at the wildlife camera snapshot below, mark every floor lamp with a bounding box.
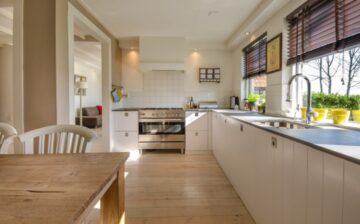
[76,80,88,126]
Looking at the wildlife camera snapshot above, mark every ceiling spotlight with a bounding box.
[245,32,250,36]
[193,48,198,52]
[208,10,219,16]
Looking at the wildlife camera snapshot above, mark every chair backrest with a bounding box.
[17,125,97,154]
[0,123,18,153]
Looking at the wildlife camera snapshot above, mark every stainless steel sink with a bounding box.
[253,120,317,129]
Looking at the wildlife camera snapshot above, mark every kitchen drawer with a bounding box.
[186,130,208,151]
[114,111,138,132]
[113,131,138,152]
[185,111,208,131]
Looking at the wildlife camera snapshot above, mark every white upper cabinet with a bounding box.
[114,111,138,132]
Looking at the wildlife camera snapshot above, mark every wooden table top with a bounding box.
[0,152,129,224]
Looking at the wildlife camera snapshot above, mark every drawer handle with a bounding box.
[195,112,199,117]
[195,132,199,136]
[125,132,129,137]
[271,137,277,148]
[240,124,244,132]
[125,112,129,117]
[225,119,227,124]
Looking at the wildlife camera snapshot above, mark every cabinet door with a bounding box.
[323,154,344,224]
[113,131,138,152]
[307,149,324,224]
[114,111,138,131]
[283,142,308,224]
[186,111,208,131]
[343,161,360,224]
[186,130,208,151]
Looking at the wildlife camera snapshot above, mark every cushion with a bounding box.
[96,105,103,115]
[83,107,99,116]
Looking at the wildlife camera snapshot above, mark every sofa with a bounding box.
[76,106,102,129]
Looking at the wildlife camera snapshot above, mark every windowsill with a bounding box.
[311,119,360,131]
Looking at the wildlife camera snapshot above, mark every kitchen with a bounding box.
[0,0,359,223]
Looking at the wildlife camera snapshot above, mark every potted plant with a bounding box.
[349,95,360,123]
[311,93,328,122]
[247,94,260,111]
[331,95,351,125]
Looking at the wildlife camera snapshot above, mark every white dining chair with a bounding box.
[17,125,97,154]
[0,123,18,153]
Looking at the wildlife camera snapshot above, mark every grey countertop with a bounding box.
[213,109,360,165]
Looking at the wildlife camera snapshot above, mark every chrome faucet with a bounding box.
[286,73,315,124]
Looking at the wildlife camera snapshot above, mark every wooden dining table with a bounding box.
[0,152,129,224]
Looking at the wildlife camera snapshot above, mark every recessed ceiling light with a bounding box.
[245,32,250,36]
[208,10,219,16]
[193,48,198,52]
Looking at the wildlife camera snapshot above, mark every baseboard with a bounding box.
[185,150,213,155]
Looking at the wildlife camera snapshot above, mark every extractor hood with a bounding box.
[139,37,186,72]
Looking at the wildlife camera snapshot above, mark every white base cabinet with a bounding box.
[211,111,359,224]
[185,111,211,152]
[113,111,138,152]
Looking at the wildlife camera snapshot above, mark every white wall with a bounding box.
[117,48,234,108]
[74,62,102,114]
[0,45,13,124]
[231,0,305,115]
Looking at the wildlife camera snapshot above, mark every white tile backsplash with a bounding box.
[118,49,234,109]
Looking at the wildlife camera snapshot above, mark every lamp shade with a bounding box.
[76,80,88,89]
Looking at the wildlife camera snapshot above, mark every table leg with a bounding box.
[101,166,125,224]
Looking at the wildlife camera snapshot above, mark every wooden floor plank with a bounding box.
[84,153,255,224]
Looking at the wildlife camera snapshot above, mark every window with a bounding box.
[287,0,360,125]
[243,33,267,78]
[287,0,360,65]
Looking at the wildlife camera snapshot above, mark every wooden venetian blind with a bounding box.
[243,33,267,79]
[287,0,360,65]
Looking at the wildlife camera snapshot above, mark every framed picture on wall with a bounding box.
[266,33,282,74]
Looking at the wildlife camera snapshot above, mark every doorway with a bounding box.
[68,3,112,152]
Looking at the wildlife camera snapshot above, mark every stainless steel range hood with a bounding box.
[139,37,186,72]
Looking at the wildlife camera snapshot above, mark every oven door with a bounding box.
[139,119,185,136]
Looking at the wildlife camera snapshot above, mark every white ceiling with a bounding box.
[0,7,13,46]
[79,0,263,42]
[74,41,101,71]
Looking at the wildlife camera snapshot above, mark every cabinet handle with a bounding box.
[195,112,199,117]
[195,132,199,136]
[240,124,244,132]
[125,132,129,137]
[225,119,227,124]
[271,137,277,148]
[124,112,129,117]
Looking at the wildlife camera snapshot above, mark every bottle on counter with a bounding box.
[189,96,195,109]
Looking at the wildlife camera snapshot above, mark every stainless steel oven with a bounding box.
[138,109,185,154]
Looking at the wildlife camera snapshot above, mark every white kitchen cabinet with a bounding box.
[113,111,139,152]
[186,111,210,152]
[343,161,360,224]
[323,154,344,224]
[185,111,208,131]
[114,111,138,131]
[186,130,208,150]
[113,131,138,152]
[307,149,324,224]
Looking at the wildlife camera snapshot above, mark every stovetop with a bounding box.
[141,108,183,110]
[139,108,185,119]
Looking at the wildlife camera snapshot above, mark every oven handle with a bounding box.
[139,119,185,123]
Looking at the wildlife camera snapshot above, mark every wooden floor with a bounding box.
[85,152,255,224]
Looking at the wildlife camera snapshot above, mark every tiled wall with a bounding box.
[115,49,234,109]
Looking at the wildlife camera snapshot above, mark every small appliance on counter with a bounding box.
[230,96,239,109]
[198,101,218,109]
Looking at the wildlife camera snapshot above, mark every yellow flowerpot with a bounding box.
[301,107,308,120]
[332,109,350,125]
[352,110,360,123]
[313,108,328,122]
